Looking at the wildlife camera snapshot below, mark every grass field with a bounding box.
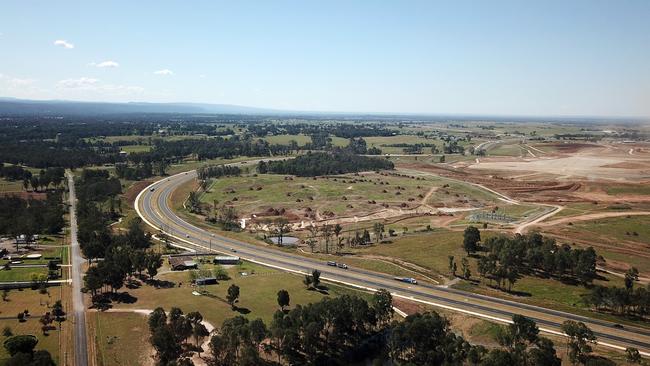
[200,172,435,219]
[120,144,152,153]
[488,143,525,157]
[605,184,650,196]
[0,179,24,193]
[0,287,71,365]
[571,215,650,245]
[110,261,369,326]
[90,312,152,366]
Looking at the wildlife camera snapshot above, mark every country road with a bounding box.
[67,171,89,366]
[136,169,650,356]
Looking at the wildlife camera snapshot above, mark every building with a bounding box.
[213,256,240,265]
[169,256,198,271]
[195,277,217,286]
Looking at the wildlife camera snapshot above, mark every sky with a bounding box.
[0,0,649,117]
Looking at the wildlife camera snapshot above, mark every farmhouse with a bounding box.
[169,256,198,270]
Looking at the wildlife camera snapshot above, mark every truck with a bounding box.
[394,277,417,284]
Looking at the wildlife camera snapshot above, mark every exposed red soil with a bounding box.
[123,180,153,206]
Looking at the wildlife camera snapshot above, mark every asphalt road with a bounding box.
[67,171,89,366]
[136,169,650,356]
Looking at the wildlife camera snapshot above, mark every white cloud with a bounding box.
[95,60,120,68]
[56,77,144,96]
[58,77,99,89]
[154,69,174,76]
[53,39,74,49]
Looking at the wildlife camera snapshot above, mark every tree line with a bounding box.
[258,151,394,177]
[583,267,650,320]
[0,192,65,238]
[196,165,242,180]
[75,169,163,299]
[144,289,597,366]
[460,228,598,291]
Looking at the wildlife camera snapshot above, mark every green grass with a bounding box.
[120,144,152,153]
[0,179,24,192]
[467,320,504,344]
[0,288,69,365]
[200,172,435,218]
[91,312,152,366]
[572,215,650,245]
[605,184,650,196]
[263,134,312,146]
[112,261,370,326]
[488,143,525,157]
[0,267,49,282]
[351,229,471,277]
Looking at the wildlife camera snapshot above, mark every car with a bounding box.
[230,248,237,252]
[185,234,190,238]
[150,187,155,192]
[336,263,348,269]
[613,323,624,329]
[327,261,337,267]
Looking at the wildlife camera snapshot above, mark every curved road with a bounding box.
[136,169,650,356]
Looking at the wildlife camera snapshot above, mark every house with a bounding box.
[213,256,240,265]
[169,256,198,271]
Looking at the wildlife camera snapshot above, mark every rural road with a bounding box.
[67,171,89,366]
[136,169,650,356]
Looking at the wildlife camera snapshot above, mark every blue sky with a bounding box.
[0,0,648,117]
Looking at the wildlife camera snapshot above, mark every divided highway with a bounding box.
[136,169,650,356]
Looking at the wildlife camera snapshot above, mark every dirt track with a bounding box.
[535,211,650,228]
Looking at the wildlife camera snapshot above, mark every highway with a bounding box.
[67,171,89,366]
[136,169,650,356]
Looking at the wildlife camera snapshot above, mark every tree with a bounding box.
[373,222,384,244]
[226,284,240,309]
[334,224,343,252]
[461,257,471,279]
[311,269,321,289]
[448,255,455,276]
[146,252,163,280]
[274,217,290,246]
[151,324,182,364]
[52,300,65,328]
[3,335,38,356]
[626,347,642,364]
[148,307,167,332]
[463,226,481,255]
[372,289,393,326]
[321,225,333,254]
[625,267,639,291]
[277,289,290,311]
[303,275,313,289]
[561,320,596,365]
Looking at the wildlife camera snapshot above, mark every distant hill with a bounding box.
[0,97,282,115]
